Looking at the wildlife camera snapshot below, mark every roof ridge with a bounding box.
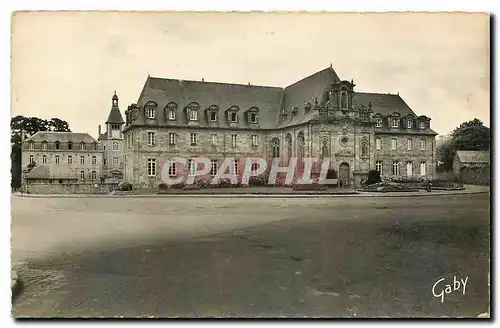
[148,76,283,90]
[284,67,339,90]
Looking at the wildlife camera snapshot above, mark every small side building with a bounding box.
[453,150,490,185]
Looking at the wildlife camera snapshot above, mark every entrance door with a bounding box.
[339,162,350,187]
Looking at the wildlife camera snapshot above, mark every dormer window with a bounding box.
[68,141,73,150]
[166,102,178,121]
[41,141,47,150]
[391,118,399,128]
[375,118,382,127]
[250,113,257,123]
[28,141,34,150]
[226,106,240,126]
[187,102,200,121]
[420,121,426,130]
[55,141,60,150]
[80,142,85,151]
[169,109,176,120]
[407,119,412,129]
[291,106,298,115]
[147,107,155,119]
[246,107,259,125]
[210,111,217,121]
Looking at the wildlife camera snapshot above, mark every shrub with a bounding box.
[158,183,168,190]
[366,170,382,185]
[248,174,270,186]
[196,178,213,189]
[170,182,186,189]
[117,182,133,191]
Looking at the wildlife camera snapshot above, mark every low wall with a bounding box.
[24,183,118,194]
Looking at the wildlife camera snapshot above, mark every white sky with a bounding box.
[11,12,489,136]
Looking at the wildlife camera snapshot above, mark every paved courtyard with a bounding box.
[11,193,490,317]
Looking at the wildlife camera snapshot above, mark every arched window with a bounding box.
[80,142,85,151]
[297,132,305,158]
[68,141,73,150]
[285,134,293,161]
[341,92,348,109]
[321,139,329,158]
[55,141,60,150]
[271,138,280,158]
[361,137,369,157]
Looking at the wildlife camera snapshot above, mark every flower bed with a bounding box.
[359,181,419,192]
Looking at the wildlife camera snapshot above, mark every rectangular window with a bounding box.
[407,138,412,151]
[80,170,85,180]
[420,121,426,130]
[211,134,217,147]
[147,108,155,119]
[28,155,34,164]
[112,142,119,151]
[392,118,399,128]
[251,161,259,175]
[147,158,156,177]
[251,135,258,148]
[104,159,107,166]
[420,138,426,150]
[80,156,85,165]
[55,142,60,150]
[406,161,413,176]
[210,160,218,176]
[68,156,72,164]
[91,171,97,180]
[112,157,118,166]
[188,159,196,176]
[147,132,156,146]
[92,156,97,165]
[250,113,257,123]
[42,143,47,150]
[80,143,85,151]
[168,162,176,176]
[392,161,400,176]
[169,133,176,145]
[169,109,176,120]
[407,120,412,128]
[189,110,198,121]
[190,133,197,146]
[231,135,237,148]
[68,142,73,150]
[232,159,239,176]
[55,155,60,165]
[29,142,34,150]
[375,118,382,127]
[375,161,382,174]
[375,138,381,150]
[42,155,47,164]
[210,111,217,121]
[391,138,397,150]
[230,112,238,123]
[420,162,427,176]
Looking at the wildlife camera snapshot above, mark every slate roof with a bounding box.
[354,92,418,116]
[135,77,283,129]
[25,165,78,180]
[456,150,490,164]
[24,132,99,144]
[106,106,125,124]
[127,66,429,130]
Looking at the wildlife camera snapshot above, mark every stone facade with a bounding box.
[21,132,104,186]
[119,67,437,188]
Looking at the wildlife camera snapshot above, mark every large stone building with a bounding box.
[121,66,438,188]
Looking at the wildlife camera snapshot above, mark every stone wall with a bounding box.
[24,183,118,194]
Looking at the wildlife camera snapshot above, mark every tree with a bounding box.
[10,115,71,189]
[437,119,490,171]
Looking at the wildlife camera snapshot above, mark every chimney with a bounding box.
[202,78,205,82]
[98,125,101,137]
